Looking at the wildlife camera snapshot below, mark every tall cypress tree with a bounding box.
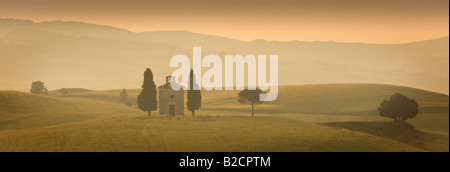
[137,68,158,116]
[187,69,202,116]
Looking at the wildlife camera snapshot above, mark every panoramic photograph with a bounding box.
[0,0,448,154]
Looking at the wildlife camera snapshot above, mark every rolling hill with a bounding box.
[65,84,449,132]
[0,91,141,131]
[0,115,428,152]
[0,18,448,151]
[48,88,91,96]
[67,84,449,114]
[0,19,448,94]
[0,84,448,151]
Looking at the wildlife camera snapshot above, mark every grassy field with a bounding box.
[322,122,448,152]
[0,91,141,131]
[66,84,449,132]
[0,115,425,152]
[0,84,448,152]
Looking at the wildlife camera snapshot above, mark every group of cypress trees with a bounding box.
[134,68,420,121]
[137,68,201,116]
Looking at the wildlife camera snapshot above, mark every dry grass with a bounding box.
[0,84,448,152]
[0,115,424,152]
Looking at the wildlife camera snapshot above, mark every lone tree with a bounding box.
[378,93,419,123]
[120,88,128,103]
[60,88,68,97]
[238,88,264,117]
[137,68,158,116]
[187,69,202,116]
[30,81,48,95]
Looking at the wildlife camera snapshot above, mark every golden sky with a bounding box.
[1,0,448,43]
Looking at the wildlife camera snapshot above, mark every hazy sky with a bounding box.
[0,0,448,43]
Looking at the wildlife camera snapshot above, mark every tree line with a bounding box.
[30,68,420,122]
[136,68,202,116]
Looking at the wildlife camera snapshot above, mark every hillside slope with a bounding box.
[68,84,448,115]
[322,122,448,152]
[203,84,449,132]
[0,115,426,152]
[66,84,449,132]
[0,91,141,131]
[0,84,448,152]
[0,19,448,94]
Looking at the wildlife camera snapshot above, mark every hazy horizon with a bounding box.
[1,0,448,44]
[2,18,449,45]
[0,19,448,95]
[0,18,450,45]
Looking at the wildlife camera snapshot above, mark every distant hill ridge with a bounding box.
[0,83,448,151]
[0,19,448,94]
[2,19,448,44]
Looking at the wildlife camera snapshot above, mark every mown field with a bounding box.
[0,84,448,152]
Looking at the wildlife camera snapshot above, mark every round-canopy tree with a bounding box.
[378,93,419,123]
[30,81,48,95]
[238,88,263,117]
